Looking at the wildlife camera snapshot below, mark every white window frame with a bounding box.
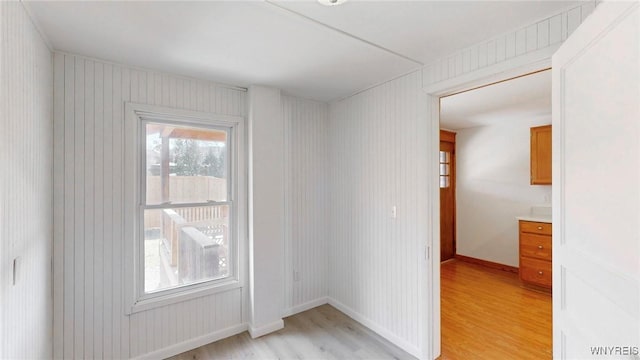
[124,103,244,314]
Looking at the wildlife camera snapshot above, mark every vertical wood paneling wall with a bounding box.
[282,96,329,312]
[328,71,428,355]
[0,2,53,359]
[422,2,596,87]
[53,52,247,359]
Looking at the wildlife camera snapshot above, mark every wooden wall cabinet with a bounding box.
[519,220,552,290]
[530,125,552,185]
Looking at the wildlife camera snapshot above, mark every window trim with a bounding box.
[124,103,245,315]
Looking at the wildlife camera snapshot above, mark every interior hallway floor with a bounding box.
[169,304,416,360]
[439,259,552,360]
[170,259,551,360]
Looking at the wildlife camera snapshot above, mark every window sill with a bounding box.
[127,278,241,315]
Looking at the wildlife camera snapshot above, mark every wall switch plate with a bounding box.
[294,270,300,281]
[391,206,397,219]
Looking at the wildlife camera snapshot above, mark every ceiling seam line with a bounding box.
[19,0,54,51]
[264,0,424,67]
[330,66,423,103]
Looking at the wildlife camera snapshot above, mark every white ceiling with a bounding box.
[25,1,580,102]
[439,69,551,130]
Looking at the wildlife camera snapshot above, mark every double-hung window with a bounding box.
[126,105,240,311]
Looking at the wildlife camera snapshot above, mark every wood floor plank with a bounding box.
[168,305,415,360]
[169,260,550,360]
[439,260,552,360]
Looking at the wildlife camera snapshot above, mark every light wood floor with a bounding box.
[169,260,551,360]
[168,304,416,360]
[439,260,552,360]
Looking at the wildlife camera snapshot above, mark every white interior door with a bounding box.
[553,2,639,359]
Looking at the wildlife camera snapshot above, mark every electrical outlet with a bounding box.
[391,205,397,219]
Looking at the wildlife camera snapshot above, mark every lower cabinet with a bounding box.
[519,220,552,290]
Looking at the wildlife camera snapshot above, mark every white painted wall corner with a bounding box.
[248,319,285,339]
[327,298,422,359]
[282,297,329,318]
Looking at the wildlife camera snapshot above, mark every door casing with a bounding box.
[421,57,558,359]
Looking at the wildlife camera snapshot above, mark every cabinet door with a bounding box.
[530,125,551,184]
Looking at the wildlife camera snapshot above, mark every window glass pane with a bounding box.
[440,175,450,188]
[146,123,228,205]
[440,151,450,163]
[143,205,230,293]
[439,163,450,176]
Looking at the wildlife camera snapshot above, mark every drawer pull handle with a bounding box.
[538,245,543,249]
[538,271,544,275]
[537,226,543,230]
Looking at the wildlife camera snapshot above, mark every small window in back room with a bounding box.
[440,150,451,188]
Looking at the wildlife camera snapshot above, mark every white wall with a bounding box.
[328,70,428,357]
[53,52,331,358]
[283,95,329,314]
[455,118,552,267]
[247,85,284,336]
[0,2,53,358]
[250,91,330,326]
[53,52,247,359]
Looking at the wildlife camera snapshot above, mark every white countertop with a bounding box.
[516,205,552,223]
[516,214,552,223]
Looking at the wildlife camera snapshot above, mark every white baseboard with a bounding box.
[327,297,422,359]
[282,297,329,317]
[131,298,421,359]
[248,318,284,338]
[133,323,248,360]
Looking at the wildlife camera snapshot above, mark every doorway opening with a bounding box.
[437,69,553,359]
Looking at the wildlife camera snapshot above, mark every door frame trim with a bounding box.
[420,54,556,359]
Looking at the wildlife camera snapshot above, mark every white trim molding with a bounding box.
[248,319,285,339]
[282,297,329,318]
[328,298,422,359]
[133,323,248,360]
[123,102,245,315]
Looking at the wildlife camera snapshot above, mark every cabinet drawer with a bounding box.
[519,221,552,235]
[520,233,552,260]
[520,257,552,288]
